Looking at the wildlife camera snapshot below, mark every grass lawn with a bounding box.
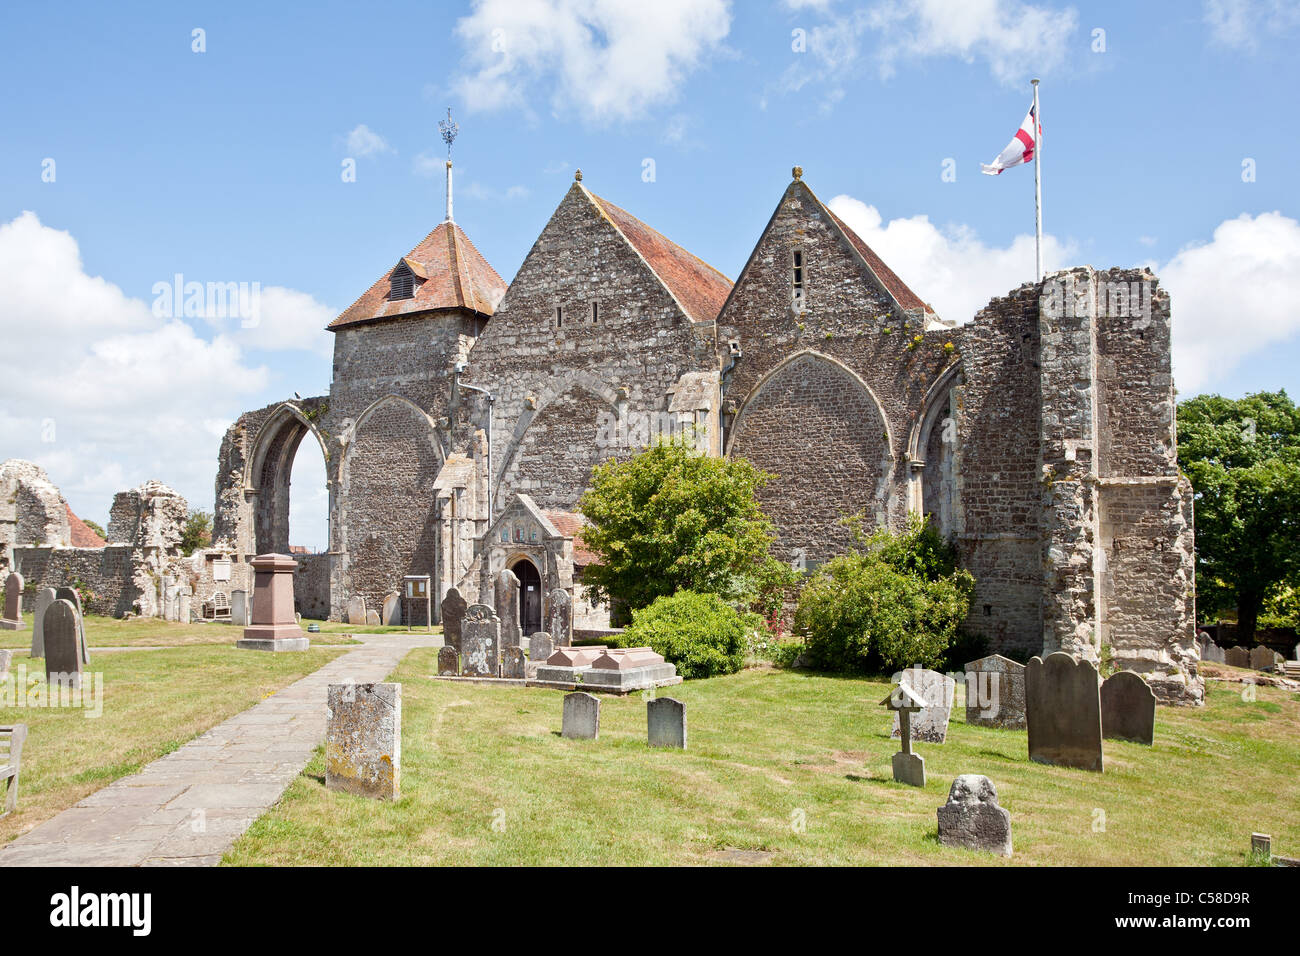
[303,619,440,637]
[0,644,347,845]
[0,613,362,648]
[226,652,1300,866]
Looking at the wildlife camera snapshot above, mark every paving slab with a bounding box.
[0,633,434,867]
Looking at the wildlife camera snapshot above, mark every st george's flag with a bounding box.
[981,103,1040,175]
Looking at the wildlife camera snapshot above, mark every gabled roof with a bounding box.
[66,503,106,548]
[584,188,733,324]
[820,203,930,315]
[329,221,507,331]
[541,510,598,566]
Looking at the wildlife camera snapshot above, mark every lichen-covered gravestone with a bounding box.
[1250,645,1279,671]
[437,645,459,676]
[503,646,526,679]
[31,587,56,657]
[494,569,521,649]
[647,697,687,749]
[529,631,553,664]
[964,654,1026,729]
[441,586,467,652]
[547,587,572,647]
[346,595,367,626]
[890,667,955,743]
[562,691,600,740]
[381,590,401,626]
[460,604,500,677]
[325,682,401,800]
[1100,671,1156,745]
[1225,646,1250,668]
[1,572,26,630]
[1026,652,1103,772]
[44,598,83,689]
[936,774,1012,857]
[54,587,89,664]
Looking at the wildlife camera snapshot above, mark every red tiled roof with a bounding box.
[66,504,106,548]
[588,192,733,323]
[543,510,599,567]
[329,221,507,330]
[820,202,930,314]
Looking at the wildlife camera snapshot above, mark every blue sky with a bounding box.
[3,0,1299,550]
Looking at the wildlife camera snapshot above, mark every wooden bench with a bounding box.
[0,724,27,816]
[203,591,231,621]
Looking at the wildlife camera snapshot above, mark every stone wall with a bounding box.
[14,545,154,617]
[293,552,332,620]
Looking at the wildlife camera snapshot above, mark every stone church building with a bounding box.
[212,162,1201,705]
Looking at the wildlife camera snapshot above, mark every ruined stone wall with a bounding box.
[1,459,72,554]
[461,183,716,515]
[14,545,152,617]
[293,552,332,620]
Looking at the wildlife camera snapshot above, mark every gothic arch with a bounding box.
[727,350,895,563]
[907,361,963,534]
[245,402,330,555]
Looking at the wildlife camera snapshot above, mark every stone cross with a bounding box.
[880,683,927,786]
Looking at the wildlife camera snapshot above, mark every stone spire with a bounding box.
[439,107,459,223]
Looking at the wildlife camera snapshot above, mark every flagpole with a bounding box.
[1032,78,1042,282]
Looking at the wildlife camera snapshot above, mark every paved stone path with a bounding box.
[0,633,437,867]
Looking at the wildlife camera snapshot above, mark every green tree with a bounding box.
[577,437,778,619]
[81,519,107,541]
[1177,391,1300,642]
[180,510,213,556]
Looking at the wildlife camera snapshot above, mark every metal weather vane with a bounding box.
[439,107,459,162]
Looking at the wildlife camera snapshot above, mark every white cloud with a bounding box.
[1158,211,1300,393]
[0,211,330,539]
[453,0,733,123]
[826,194,1076,323]
[225,285,334,358]
[345,124,393,157]
[462,181,531,202]
[1204,0,1300,51]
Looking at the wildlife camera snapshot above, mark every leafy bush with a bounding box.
[613,590,761,679]
[793,515,974,674]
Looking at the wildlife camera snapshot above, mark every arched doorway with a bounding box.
[510,558,542,635]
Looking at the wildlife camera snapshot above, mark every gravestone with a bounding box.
[1,572,26,630]
[31,587,56,657]
[890,667,955,743]
[441,586,467,651]
[366,609,381,626]
[1100,671,1156,745]
[44,598,83,689]
[647,697,687,749]
[177,591,191,624]
[964,654,1026,729]
[1225,646,1250,668]
[495,569,521,649]
[325,682,401,800]
[503,646,527,679]
[562,692,600,740]
[346,595,367,626]
[461,604,500,677]
[936,774,1012,857]
[381,590,401,626]
[881,683,927,786]
[0,649,11,681]
[1250,645,1278,671]
[437,646,459,677]
[529,631,554,664]
[547,588,573,646]
[1202,641,1225,664]
[55,587,89,663]
[230,589,248,627]
[1026,652,1103,772]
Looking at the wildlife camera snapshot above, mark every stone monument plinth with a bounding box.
[237,553,309,652]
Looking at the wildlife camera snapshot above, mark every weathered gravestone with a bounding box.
[936,774,1012,857]
[1100,670,1157,745]
[381,590,401,626]
[647,697,687,749]
[1026,652,1103,772]
[1202,641,1225,664]
[460,604,500,677]
[54,587,89,664]
[562,691,600,740]
[1225,646,1250,668]
[230,589,248,627]
[528,630,553,666]
[177,591,191,624]
[1250,645,1279,671]
[547,587,573,647]
[1,572,26,630]
[964,654,1026,729]
[366,609,381,627]
[503,646,527,679]
[325,682,401,800]
[346,595,367,626]
[31,587,56,657]
[881,683,927,787]
[494,568,521,649]
[440,586,467,651]
[0,649,11,681]
[437,645,459,676]
[44,598,83,688]
[890,667,955,743]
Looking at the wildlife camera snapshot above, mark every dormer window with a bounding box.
[389,262,416,301]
